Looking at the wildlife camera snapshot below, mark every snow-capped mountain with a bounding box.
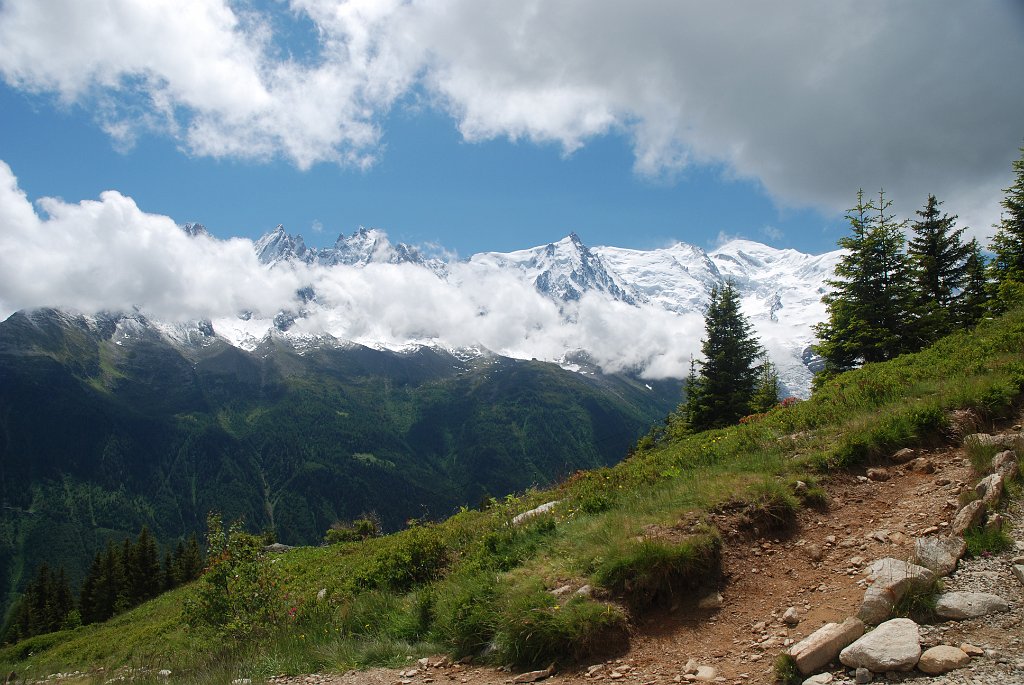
[471,233,641,305]
[185,225,842,396]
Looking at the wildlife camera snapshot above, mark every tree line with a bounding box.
[1,528,204,643]
[679,143,1024,430]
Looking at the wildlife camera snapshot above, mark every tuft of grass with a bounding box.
[743,481,800,533]
[964,525,1014,557]
[964,439,1002,475]
[492,582,628,668]
[893,577,943,623]
[772,652,800,685]
[594,533,721,609]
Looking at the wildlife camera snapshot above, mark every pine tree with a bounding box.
[814,189,912,376]
[907,194,970,344]
[749,355,781,414]
[684,282,762,431]
[127,527,162,604]
[989,144,1024,309]
[958,239,989,327]
[78,550,103,625]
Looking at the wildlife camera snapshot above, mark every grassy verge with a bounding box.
[4,309,1024,681]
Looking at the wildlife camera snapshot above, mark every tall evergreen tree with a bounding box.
[907,194,970,344]
[989,144,1024,309]
[684,282,762,431]
[959,239,989,327]
[127,527,162,605]
[814,189,912,377]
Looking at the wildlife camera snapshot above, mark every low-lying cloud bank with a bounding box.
[0,160,706,378]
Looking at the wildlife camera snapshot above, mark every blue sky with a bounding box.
[1,0,1022,257]
[1,82,839,256]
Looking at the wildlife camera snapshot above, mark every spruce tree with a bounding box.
[907,194,970,344]
[989,144,1024,309]
[814,189,912,376]
[958,239,989,327]
[684,282,762,431]
[749,355,781,414]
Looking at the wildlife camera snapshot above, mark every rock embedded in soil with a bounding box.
[857,558,935,625]
[917,645,971,675]
[913,536,967,576]
[782,606,800,626]
[933,591,1010,619]
[992,450,1020,481]
[950,499,987,537]
[890,447,917,464]
[976,472,1004,506]
[839,618,921,673]
[789,616,865,675]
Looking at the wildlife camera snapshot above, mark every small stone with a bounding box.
[918,645,971,675]
[782,607,800,627]
[511,501,560,525]
[693,666,717,682]
[418,657,430,668]
[231,680,252,685]
[805,544,824,562]
[1012,564,1024,587]
[905,457,936,473]
[513,664,555,683]
[684,659,699,675]
[866,468,889,481]
[986,513,1005,533]
[934,591,1009,619]
[802,675,833,685]
[550,585,574,597]
[575,584,594,597]
[316,588,327,601]
[890,447,917,464]
[697,592,724,610]
[158,671,172,678]
[959,643,984,657]
[854,667,871,683]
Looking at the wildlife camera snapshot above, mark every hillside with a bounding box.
[0,307,680,622]
[3,307,1022,684]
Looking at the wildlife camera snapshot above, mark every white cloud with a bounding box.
[0,160,704,377]
[1,1,1021,231]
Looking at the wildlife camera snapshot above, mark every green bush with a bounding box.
[184,514,285,642]
[347,525,450,593]
[594,533,721,608]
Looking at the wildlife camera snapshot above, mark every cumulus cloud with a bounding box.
[2,1,1021,231]
[0,161,704,377]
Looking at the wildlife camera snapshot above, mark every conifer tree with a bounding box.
[684,282,762,431]
[989,144,1024,309]
[907,194,970,344]
[749,355,781,414]
[127,527,162,604]
[959,239,989,327]
[814,189,912,377]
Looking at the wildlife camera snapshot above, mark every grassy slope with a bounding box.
[4,309,1024,683]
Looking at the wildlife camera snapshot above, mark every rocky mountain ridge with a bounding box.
[186,225,842,396]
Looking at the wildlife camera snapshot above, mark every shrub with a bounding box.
[594,533,721,609]
[347,525,450,593]
[184,513,285,642]
[893,577,942,622]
